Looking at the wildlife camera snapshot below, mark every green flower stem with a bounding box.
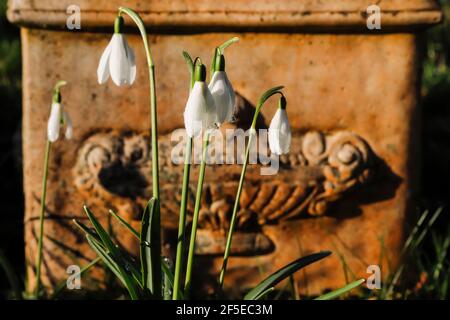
[218,86,284,292]
[34,139,51,297]
[118,7,160,200]
[118,6,161,296]
[172,137,192,300]
[184,131,210,296]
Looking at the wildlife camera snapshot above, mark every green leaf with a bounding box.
[83,206,124,263]
[109,209,140,240]
[244,251,331,300]
[75,217,142,289]
[182,51,195,90]
[86,235,124,285]
[182,51,194,73]
[254,287,274,300]
[73,219,102,243]
[314,279,365,300]
[83,206,140,299]
[161,258,184,299]
[140,198,162,298]
[218,37,240,53]
[86,234,140,299]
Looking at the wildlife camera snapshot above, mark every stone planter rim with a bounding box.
[7,0,442,32]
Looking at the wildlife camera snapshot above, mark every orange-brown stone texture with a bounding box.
[7,0,441,296]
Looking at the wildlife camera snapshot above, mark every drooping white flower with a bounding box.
[268,98,291,155]
[208,71,235,126]
[47,102,62,142]
[184,81,217,138]
[47,91,73,142]
[97,16,136,86]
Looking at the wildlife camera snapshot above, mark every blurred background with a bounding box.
[0,0,449,299]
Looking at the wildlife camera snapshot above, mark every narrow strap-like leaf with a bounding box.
[254,287,274,300]
[83,206,140,299]
[83,206,126,264]
[161,257,184,299]
[314,279,365,300]
[73,219,102,243]
[109,209,140,239]
[76,217,143,289]
[86,235,127,291]
[140,198,162,298]
[244,251,331,300]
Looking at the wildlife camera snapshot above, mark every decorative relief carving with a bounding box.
[73,127,376,255]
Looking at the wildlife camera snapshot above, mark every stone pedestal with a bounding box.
[8,0,441,296]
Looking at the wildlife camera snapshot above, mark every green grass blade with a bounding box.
[314,279,365,300]
[244,251,331,300]
[109,209,139,239]
[140,198,162,298]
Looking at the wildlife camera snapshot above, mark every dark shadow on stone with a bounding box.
[98,162,148,199]
[330,157,403,220]
[232,92,267,130]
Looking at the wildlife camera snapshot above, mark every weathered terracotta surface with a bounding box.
[9,0,441,296]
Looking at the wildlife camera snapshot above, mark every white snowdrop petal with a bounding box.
[63,111,73,140]
[47,102,62,142]
[97,38,113,84]
[109,34,130,86]
[225,76,236,121]
[184,82,207,137]
[208,71,234,125]
[204,85,218,129]
[124,37,136,85]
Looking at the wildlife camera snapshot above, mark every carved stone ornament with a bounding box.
[73,129,375,255]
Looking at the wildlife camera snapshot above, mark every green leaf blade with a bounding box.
[244,251,331,300]
[140,198,162,298]
[314,279,365,300]
[109,209,140,240]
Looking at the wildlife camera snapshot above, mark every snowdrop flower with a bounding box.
[184,63,217,138]
[97,15,136,86]
[268,96,291,155]
[47,101,62,142]
[208,54,235,126]
[47,83,73,142]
